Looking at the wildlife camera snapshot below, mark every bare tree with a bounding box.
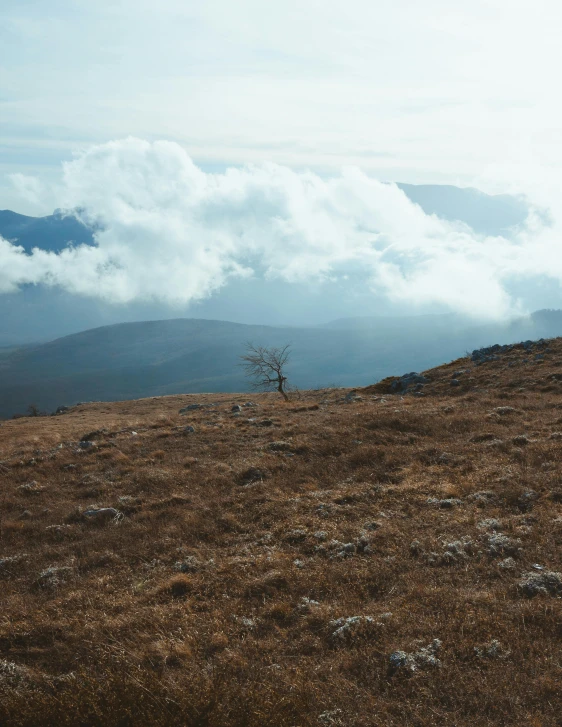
[240,342,291,401]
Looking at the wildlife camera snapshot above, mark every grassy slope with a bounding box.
[0,341,561,726]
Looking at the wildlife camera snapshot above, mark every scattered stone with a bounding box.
[474,639,509,659]
[450,379,460,387]
[389,640,442,675]
[427,497,462,509]
[37,565,74,589]
[477,518,503,531]
[183,425,196,433]
[518,490,538,512]
[318,709,344,726]
[495,407,517,416]
[549,432,562,440]
[78,441,95,450]
[298,596,320,613]
[329,616,375,641]
[83,507,123,522]
[55,406,69,415]
[468,490,497,506]
[268,441,292,452]
[498,557,517,569]
[313,531,328,541]
[243,402,258,408]
[390,372,429,394]
[17,481,45,494]
[519,571,562,597]
[259,419,274,427]
[231,405,242,413]
[175,556,201,573]
[18,510,33,520]
[179,404,202,413]
[486,533,522,558]
[512,435,530,446]
[0,554,27,575]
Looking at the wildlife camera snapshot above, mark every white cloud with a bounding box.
[2,137,561,319]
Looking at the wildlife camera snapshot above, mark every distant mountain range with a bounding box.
[1,309,561,418]
[0,183,532,344]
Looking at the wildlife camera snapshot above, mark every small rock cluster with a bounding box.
[389,639,442,675]
[390,372,429,394]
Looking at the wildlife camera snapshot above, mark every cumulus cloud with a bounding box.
[1,137,558,319]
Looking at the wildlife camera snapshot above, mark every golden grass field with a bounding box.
[1,340,561,726]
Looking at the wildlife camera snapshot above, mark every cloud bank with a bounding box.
[2,138,559,319]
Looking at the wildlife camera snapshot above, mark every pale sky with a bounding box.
[3,0,562,213]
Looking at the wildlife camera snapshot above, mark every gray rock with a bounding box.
[390,372,429,394]
[450,379,460,387]
[179,404,202,413]
[519,571,562,597]
[83,507,122,522]
[183,425,196,433]
[231,405,242,412]
[268,441,292,452]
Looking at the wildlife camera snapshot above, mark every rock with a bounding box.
[427,497,462,509]
[474,639,508,659]
[183,425,196,433]
[495,406,517,416]
[389,639,442,675]
[518,490,538,512]
[498,557,517,569]
[329,615,375,641]
[313,530,328,541]
[231,405,242,412]
[390,372,429,394]
[83,507,122,522]
[19,510,33,520]
[477,518,502,531]
[17,481,45,494]
[450,379,460,387]
[179,404,202,414]
[258,419,274,427]
[37,565,74,588]
[268,441,292,452]
[55,406,69,415]
[512,435,530,446]
[519,571,562,597]
[468,490,497,505]
[175,556,200,573]
[243,401,258,408]
[78,441,95,450]
[486,533,522,558]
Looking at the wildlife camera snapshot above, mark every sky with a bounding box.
[3,0,562,210]
[2,0,562,321]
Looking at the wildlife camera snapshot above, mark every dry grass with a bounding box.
[1,342,562,726]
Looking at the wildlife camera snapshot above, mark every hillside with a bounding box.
[0,339,561,725]
[3,311,562,420]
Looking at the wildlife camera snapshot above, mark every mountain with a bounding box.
[1,309,562,418]
[0,183,532,344]
[0,209,94,254]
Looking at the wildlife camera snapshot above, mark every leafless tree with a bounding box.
[240,342,291,401]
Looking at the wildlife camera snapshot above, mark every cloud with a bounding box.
[1,137,558,319]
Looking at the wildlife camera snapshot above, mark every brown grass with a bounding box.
[1,343,562,725]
